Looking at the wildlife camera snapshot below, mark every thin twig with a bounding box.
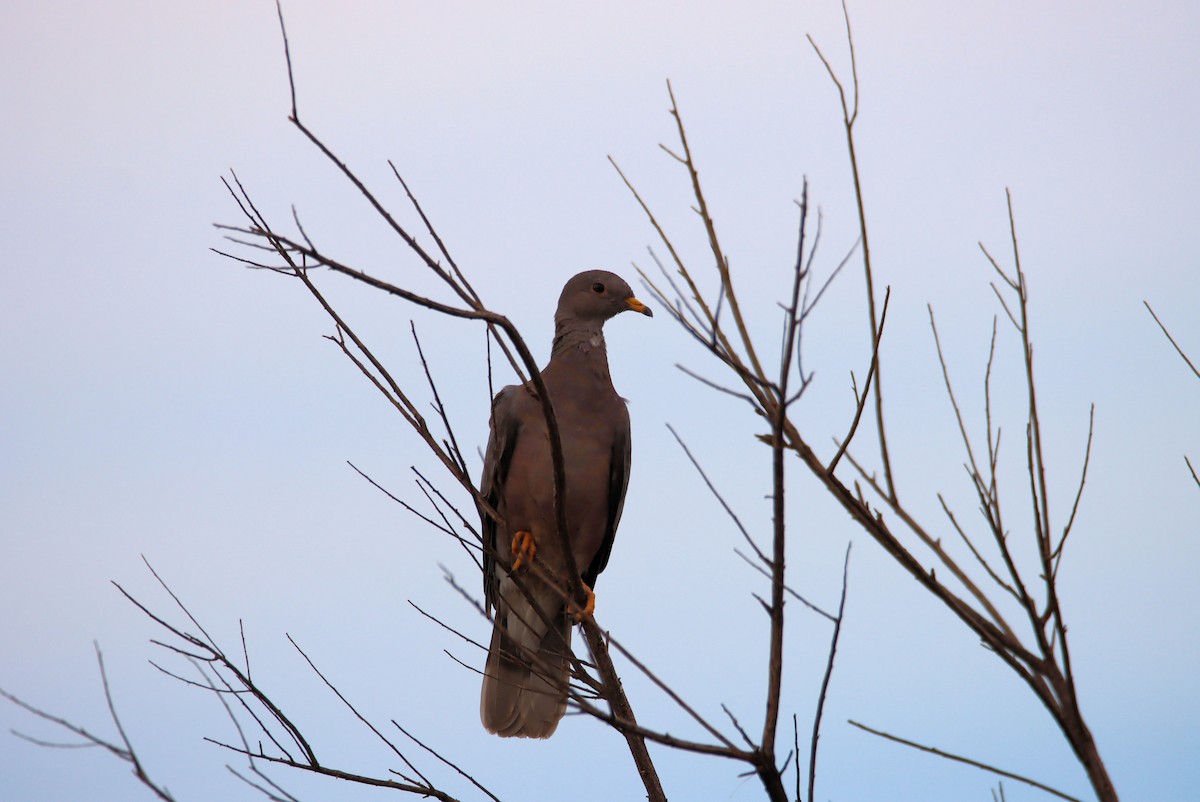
[1052,405,1095,574]
[1,646,177,802]
[286,634,439,790]
[1144,301,1200,380]
[667,423,768,565]
[808,0,896,502]
[733,549,837,623]
[829,287,891,473]
[849,720,1082,802]
[206,739,464,802]
[808,544,851,802]
[391,721,503,802]
[410,322,469,475]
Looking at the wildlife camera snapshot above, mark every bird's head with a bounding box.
[555,270,654,326]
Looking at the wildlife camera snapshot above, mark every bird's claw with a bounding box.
[510,530,536,572]
[573,581,596,622]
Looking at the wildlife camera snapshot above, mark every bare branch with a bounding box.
[286,634,443,791]
[664,80,770,388]
[721,704,757,749]
[828,287,891,473]
[1053,405,1095,573]
[1,645,177,802]
[115,568,317,766]
[849,720,1082,802]
[410,321,469,476]
[929,305,987,484]
[666,423,768,565]
[808,544,851,802]
[205,739,465,802]
[675,364,759,407]
[808,2,895,502]
[408,600,490,656]
[936,493,1019,601]
[733,549,837,623]
[1144,301,1200,380]
[391,720,503,802]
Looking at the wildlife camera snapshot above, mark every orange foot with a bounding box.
[510,530,536,571]
[573,580,596,621]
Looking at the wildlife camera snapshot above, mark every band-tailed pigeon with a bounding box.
[479,270,652,738]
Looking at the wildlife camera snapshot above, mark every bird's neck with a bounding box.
[548,320,613,384]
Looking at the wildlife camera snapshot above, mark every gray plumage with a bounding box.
[479,270,652,738]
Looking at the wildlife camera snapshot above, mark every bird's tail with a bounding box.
[480,604,572,738]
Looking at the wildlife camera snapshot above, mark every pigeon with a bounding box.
[479,269,652,738]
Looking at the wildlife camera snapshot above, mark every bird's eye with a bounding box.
[591,282,605,294]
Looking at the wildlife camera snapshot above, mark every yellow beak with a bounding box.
[626,297,653,317]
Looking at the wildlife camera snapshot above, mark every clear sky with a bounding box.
[2,1,1197,800]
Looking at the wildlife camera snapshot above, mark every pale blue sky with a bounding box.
[2,1,1197,800]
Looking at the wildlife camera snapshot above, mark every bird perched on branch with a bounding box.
[479,270,652,738]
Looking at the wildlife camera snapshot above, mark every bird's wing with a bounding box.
[583,402,632,589]
[480,385,521,614]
